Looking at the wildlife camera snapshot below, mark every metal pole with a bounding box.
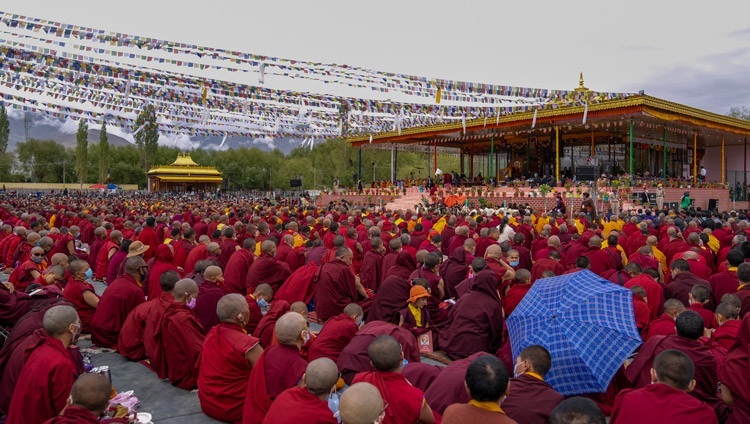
[629,118,634,174]
[357,148,362,182]
[555,126,560,183]
[390,144,395,182]
[721,136,725,185]
[490,136,495,179]
[433,140,437,175]
[62,161,65,185]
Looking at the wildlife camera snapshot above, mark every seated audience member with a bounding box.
[645,298,685,340]
[711,301,741,350]
[308,303,363,363]
[243,312,310,423]
[62,260,99,333]
[443,355,517,424]
[352,335,436,423]
[612,350,717,423]
[688,284,718,329]
[339,382,385,424]
[6,305,81,424]
[262,358,339,423]
[502,269,532,316]
[198,294,263,423]
[44,373,112,424]
[503,345,564,424]
[424,352,490,415]
[550,397,606,424]
[398,284,431,336]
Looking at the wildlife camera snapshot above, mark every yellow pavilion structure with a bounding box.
[146,154,223,192]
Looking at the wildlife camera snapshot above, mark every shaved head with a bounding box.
[174,279,199,301]
[276,312,307,345]
[368,335,402,372]
[43,305,79,337]
[304,358,339,396]
[485,244,502,259]
[253,283,273,300]
[69,373,112,416]
[290,301,308,319]
[340,382,384,424]
[344,303,363,317]
[261,240,276,254]
[204,265,223,282]
[217,294,249,322]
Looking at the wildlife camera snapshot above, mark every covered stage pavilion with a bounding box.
[346,78,750,210]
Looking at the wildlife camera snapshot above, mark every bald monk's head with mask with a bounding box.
[302,358,339,400]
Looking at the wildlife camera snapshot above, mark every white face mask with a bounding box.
[513,361,524,378]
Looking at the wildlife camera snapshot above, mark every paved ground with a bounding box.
[8,279,445,423]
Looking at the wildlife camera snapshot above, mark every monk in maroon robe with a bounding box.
[43,373,112,424]
[147,244,179,300]
[645,299,684,340]
[337,321,420,385]
[151,279,205,390]
[197,294,263,423]
[263,358,339,424]
[581,236,619,277]
[708,249,743,303]
[183,238,208,275]
[242,312,309,424]
[189,264,223,327]
[308,304,363,362]
[246,240,291,292]
[359,238,385,291]
[6,305,81,424]
[218,228,239,268]
[61,260,99,333]
[423,352,490,414]
[719,311,750,423]
[712,302,741,350]
[314,247,369,322]
[117,270,179,361]
[91,257,147,348]
[666,259,714,309]
[439,269,504,360]
[625,311,728,421]
[253,300,291,348]
[274,262,318,305]
[441,245,473,298]
[530,251,567,283]
[370,252,417,323]
[223,238,255,294]
[352,335,436,424]
[409,252,448,326]
[503,345,564,424]
[624,271,665,319]
[613,350,718,424]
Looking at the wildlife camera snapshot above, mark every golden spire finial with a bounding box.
[579,72,584,88]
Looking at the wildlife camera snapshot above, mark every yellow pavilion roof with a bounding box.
[147,154,222,177]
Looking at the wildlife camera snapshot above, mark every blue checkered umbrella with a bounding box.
[507,270,642,396]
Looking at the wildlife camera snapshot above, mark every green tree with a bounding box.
[133,104,159,170]
[0,105,9,154]
[75,119,88,186]
[99,120,108,182]
[728,106,750,121]
[16,139,67,182]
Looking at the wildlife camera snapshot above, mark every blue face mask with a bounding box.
[257,298,269,309]
[509,260,520,267]
[85,268,93,279]
[327,391,340,421]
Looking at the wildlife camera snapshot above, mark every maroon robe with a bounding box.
[106,250,128,285]
[337,321,420,385]
[352,371,426,424]
[61,278,99,333]
[503,373,564,424]
[359,249,384,291]
[611,384,717,424]
[712,319,741,350]
[223,249,254,295]
[147,245,179,300]
[314,259,362,322]
[193,279,225,333]
[91,274,146,348]
[401,362,443,393]
[0,328,45,414]
[503,283,532,316]
[6,336,79,424]
[151,302,205,390]
[424,352,490,415]
[87,237,105,274]
[246,253,291,293]
[719,314,750,424]
[183,243,208,275]
[242,343,308,424]
[218,238,239,268]
[624,274,665,319]
[137,226,159,261]
[529,258,566,283]
[441,247,471,298]
[645,313,677,340]
[197,323,261,423]
[262,387,337,424]
[379,251,399,282]
[308,313,359,363]
[439,270,504,359]
[117,300,149,361]
[665,272,713,310]
[252,301,291,348]
[625,334,727,421]
[42,405,101,423]
[370,253,417,324]
[582,246,619,277]
[708,270,739,306]
[274,263,318,305]
[409,266,449,326]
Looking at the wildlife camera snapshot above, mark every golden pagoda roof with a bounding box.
[147,154,222,177]
[346,94,750,146]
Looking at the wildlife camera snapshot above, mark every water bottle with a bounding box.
[82,354,94,372]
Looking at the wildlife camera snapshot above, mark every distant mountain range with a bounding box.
[5,110,305,154]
